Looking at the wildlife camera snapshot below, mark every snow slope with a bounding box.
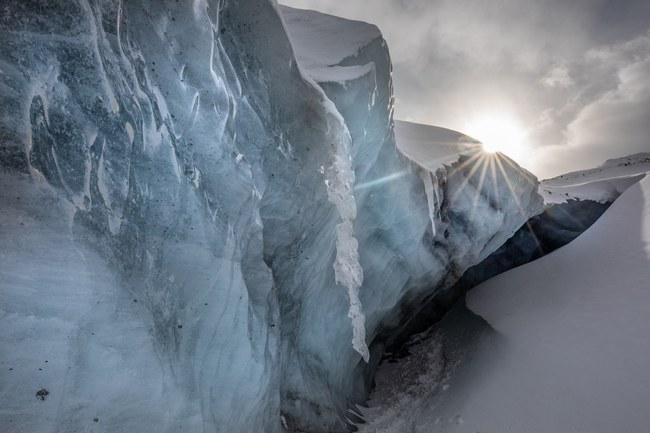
[361,173,650,433]
[541,152,650,204]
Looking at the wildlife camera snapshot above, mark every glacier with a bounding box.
[385,154,649,352]
[0,2,542,433]
[359,163,650,433]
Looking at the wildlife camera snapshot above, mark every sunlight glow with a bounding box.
[464,113,528,163]
[359,115,538,239]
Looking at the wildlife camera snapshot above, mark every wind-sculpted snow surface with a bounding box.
[378,155,650,385]
[1,2,541,433]
[362,175,650,433]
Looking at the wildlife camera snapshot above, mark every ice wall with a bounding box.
[1,1,284,432]
[281,6,543,432]
[1,2,542,433]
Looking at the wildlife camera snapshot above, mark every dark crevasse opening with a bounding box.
[378,198,612,361]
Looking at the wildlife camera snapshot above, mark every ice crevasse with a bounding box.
[0,1,542,432]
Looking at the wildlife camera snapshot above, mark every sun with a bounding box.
[464,113,527,161]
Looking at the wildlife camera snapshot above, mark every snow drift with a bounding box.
[386,153,649,363]
[456,176,650,433]
[359,167,650,433]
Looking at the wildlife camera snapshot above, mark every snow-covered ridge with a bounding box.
[541,152,650,204]
[545,152,650,186]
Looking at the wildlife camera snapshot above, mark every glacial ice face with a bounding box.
[1,2,542,433]
[281,6,543,432]
[0,1,282,432]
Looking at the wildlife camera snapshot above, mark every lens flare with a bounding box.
[464,113,528,162]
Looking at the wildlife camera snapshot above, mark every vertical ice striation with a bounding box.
[0,1,281,432]
[334,220,369,362]
[321,105,370,362]
[325,157,369,362]
[282,7,543,432]
[1,2,542,433]
[420,169,439,236]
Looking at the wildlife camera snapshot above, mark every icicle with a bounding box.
[321,99,369,362]
[420,169,438,236]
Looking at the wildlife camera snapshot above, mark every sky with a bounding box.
[281,0,650,178]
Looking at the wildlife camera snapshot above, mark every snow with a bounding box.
[361,173,650,433]
[541,152,650,204]
[541,174,643,204]
[395,120,481,172]
[395,120,483,237]
[544,152,650,186]
[308,63,375,85]
[280,5,381,76]
[462,174,650,433]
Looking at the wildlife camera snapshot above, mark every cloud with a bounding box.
[542,66,573,88]
[281,0,650,177]
[567,56,650,164]
[531,32,650,174]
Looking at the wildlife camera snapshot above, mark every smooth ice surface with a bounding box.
[361,172,650,433]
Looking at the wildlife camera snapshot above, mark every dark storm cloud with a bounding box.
[281,0,650,177]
